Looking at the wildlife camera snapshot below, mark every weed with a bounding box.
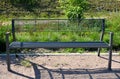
[20,59,31,67]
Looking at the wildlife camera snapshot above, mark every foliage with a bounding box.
[59,0,90,19]
[64,48,84,53]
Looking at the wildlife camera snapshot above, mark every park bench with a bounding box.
[6,19,113,71]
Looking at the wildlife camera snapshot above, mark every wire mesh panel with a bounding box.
[12,19,105,42]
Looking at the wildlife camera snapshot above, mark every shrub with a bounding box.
[59,0,90,19]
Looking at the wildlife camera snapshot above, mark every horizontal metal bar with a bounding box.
[9,42,110,49]
[13,18,105,21]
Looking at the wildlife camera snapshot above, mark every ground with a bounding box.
[0,53,120,79]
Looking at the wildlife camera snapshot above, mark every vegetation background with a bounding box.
[0,0,120,53]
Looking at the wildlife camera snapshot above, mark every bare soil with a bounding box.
[0,54,120,79]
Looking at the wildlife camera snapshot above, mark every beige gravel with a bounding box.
[0,54,120,79]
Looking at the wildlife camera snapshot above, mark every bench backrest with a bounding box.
[11,19,105,42]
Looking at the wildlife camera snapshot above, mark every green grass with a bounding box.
[11,31,101,53]
[14,31,100,42]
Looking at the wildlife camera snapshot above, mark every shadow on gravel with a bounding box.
[0,55,120,79]
[9,70,34,79]
[0,55,6,62]
[99,56,120,64]
[9,61,120,79]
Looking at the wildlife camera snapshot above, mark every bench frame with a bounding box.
[6,19,113,71]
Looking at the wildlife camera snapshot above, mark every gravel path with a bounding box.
[0,54,120,79]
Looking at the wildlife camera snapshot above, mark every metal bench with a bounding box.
[6,19,113,71]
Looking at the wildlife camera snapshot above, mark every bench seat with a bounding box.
[9,41,110,49]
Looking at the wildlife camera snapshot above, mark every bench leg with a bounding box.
[98,48,101,56]
[6,49,11,71]
[108,47,112,70]
[108,32,113,71]
[6,32,11,71]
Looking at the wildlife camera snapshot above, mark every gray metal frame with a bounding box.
[98,19,105,56]
[6,19,113,71]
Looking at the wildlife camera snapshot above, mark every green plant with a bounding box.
[73,48,85,53]
[64,48,84,53]
[20,59,31,67]
[59,0,89,19]
[101,48,108,53]
[64,48,73,53]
